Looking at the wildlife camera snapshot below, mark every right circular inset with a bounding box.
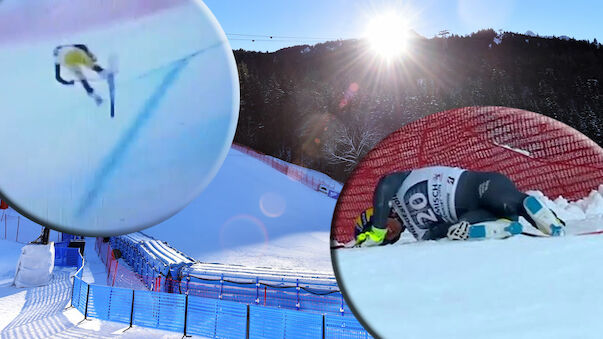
[331,106,603,338]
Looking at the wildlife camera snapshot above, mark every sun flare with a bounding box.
[365,12,410,60]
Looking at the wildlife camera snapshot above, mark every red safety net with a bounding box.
[231,143,339,196]
[332,106,603,245]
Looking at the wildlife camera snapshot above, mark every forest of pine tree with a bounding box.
[232,29,603,182]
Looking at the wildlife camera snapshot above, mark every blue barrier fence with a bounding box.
[71,274,371,338]
[104,236,350,315]
[55,246,83,267]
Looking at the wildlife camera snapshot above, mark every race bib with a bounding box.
[391,167,464,239]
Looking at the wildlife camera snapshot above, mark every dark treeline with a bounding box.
[233,29,603,182]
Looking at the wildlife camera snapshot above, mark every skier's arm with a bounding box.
[355,172,410,247]
[372,172,410,229]
[55,64,74,85]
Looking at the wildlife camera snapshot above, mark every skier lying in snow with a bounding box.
[355,166,566,247]
[54,44,108,106]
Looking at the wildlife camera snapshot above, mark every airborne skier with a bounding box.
[355,166,566,247]
[53,44,108,105]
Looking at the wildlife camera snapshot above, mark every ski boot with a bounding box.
[523,196,565,236]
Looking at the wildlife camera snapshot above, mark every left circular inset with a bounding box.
[0,0,239,236]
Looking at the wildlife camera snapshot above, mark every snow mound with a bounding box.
[13,244,54,288]
[527,185,603,221]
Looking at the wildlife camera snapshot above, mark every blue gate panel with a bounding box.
[186,295,247,338]
[132,290,186,333]
[325,314,373,339]
[72,276,82,310]
[76,279,88,314]
[250,305,322,339]
[87,285,111,320]
[87,285,133,324]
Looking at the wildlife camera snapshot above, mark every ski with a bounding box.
[521,229,603,238]
[107,72,115,118]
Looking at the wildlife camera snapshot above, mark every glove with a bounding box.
[356,226,388,247]
[447,221,470,240]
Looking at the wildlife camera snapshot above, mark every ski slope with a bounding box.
[145,148,340,273]
[335,186,603,339]
[0,0,238,236]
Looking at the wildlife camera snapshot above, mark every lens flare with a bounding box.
[259,192,287,218]
[218,215,269,250]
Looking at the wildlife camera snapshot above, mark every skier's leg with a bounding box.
[475,172,565,236]
[474,172,528,220]
[451,171,524,240]
[72,67,103,106]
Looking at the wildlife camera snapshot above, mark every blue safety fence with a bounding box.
[250,305,323,339]
[105,235,351,315]
[325,314,372,339]
[186,295,247,338]
[71,274,372,338]
[55,246,83,267]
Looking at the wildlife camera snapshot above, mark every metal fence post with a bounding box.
[84,284,90,320]
[219,273,224,299]
[125,290,135,332]
[296,279,300,310]
[255,277,260,304]
[183,294,189,337]
[322,314,326,339]
[246,304,250,339]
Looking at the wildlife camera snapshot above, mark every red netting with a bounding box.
[231,143,339,195]
[332,106,603,244]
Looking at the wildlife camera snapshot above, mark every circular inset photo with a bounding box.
[331,106,603,338]
[0,0,239,236]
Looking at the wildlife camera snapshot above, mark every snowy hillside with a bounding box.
[335,187,603,339]
[145,148,339,272]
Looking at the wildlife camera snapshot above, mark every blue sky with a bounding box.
[203,0,603,52]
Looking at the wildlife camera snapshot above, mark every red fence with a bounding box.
[332,107,603,244]
[232,144,340,199]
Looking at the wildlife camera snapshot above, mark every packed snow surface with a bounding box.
[145,148,338,273]
[336,186,603,339]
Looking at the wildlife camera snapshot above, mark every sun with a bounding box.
[365,12,410,60]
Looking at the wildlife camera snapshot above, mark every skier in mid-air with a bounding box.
[54,44,108,105]
[355,166,566,247]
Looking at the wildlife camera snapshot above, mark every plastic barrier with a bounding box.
[55,247,83,267]
[325,314,372,339]
[71,275,372,338]
[250,305,323,339]
[232,143,341,199]
[99,236,350,315]
[186,296,247,338]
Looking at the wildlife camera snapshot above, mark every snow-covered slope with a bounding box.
[335,187,603,339]
[144,148,338,272]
